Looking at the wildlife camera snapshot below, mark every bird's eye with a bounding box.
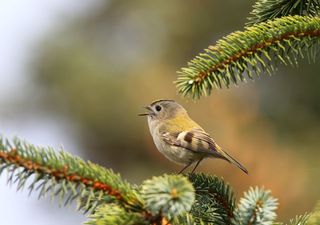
[155,105,162,112]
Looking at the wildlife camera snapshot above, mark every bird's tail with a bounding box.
[218,149,248,174]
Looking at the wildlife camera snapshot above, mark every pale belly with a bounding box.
[152,131,203,165]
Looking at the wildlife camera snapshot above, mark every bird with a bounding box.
[139,99,248,174]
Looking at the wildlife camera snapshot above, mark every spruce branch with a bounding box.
[1,137,320,225]
[307,201,320,224]
[287,214,310,225]
[141,175,195,221]
[86,204,147,225]
[0,137,143,212]
[173,213,213,225]
[176,15,320,99]
[247,0,320,26]
[234,187,278,225]
[188,173,235,225]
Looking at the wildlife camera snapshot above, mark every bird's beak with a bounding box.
[138,106,153,116]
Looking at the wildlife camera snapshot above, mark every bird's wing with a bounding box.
[161,128,248,174]
[161,128,222,156]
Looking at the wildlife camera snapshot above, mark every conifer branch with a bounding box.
[287,214,310,225]
[86,204,147,225]
[234,187,278,225]
[247,0,320,26]
[0,140,318,225]
[307,201,320,224]
[176,15,320,99]
[188,173,235,224]
[2,0,320,223]
[0,137,199,225]
[0,137,143,212]
[141,175,195,220]
[174,213,213,225]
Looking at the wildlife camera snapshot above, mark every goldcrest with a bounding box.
[139,99,248,174]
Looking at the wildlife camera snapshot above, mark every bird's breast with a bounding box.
[148,123,202,165]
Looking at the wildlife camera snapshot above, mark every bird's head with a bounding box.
[139,99,187,122]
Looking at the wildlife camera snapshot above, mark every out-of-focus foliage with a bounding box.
[307,201,320,224]
[33,0,251,174]
[30,0,320,220]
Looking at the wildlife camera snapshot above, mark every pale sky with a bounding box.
[0,1,102,224]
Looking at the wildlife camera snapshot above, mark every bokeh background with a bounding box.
[0,1,319,224]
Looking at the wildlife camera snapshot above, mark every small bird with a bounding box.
[139,99,248,174]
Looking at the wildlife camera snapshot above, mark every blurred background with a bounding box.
[0,0,319,224]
